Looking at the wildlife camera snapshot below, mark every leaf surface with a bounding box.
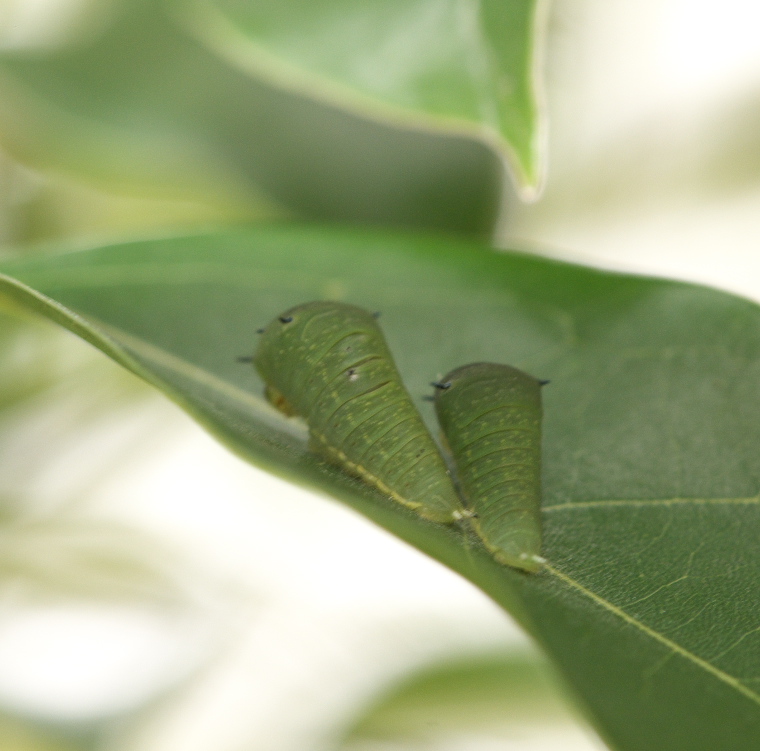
[0,226,758,750]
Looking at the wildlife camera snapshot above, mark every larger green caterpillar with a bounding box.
[253,301,464,523]
[432,363,544,572]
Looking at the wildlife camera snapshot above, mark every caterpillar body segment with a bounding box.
[254,301,463,523]
[434,363,543,572]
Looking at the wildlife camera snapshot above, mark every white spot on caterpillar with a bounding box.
[452,508,477,520]
[522,553,547,566]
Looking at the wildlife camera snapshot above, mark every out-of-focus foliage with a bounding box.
[0,312,58,412]
[340,650,589,748]
[0,0,515,240]
[0,712,91,751]
[177,0,545,192]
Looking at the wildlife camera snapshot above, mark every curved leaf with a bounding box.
[0,0,502,235]
[178,0,546,193]
[0,226,758,750]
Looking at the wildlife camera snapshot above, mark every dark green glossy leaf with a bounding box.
[0,225,758,751]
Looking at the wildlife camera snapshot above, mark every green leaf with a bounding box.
[0,712,92,751]
[179,0,545,192]
[340,649,585,746]
[0,0,502,235]
[0,225,758,751]
[0,315,61,411]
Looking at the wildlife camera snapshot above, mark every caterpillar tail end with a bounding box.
[491,549,544,573]
[415,505,470,525]
[471,515,544,573]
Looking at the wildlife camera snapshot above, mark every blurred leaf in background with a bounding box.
[340,649,603,750]
[177,0,546,192]
[0,0,517,241]
[0,712,93,751]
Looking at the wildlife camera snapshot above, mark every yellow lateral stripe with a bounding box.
[312,431,423,511]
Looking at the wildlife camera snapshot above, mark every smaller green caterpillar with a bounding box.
[433,363,544,572]
[253,301,464,523]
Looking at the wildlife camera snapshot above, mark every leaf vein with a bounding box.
[542,562,760,707]
[543,497,760,511]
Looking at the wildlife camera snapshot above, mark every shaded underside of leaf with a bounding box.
[0,0,503,236]
[0,225,758,750]
[180,0,546,192]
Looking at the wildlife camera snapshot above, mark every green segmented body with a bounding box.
[254,301,463,523]
[434,363,543,572]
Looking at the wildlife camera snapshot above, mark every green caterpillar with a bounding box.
[253,301,464,523]
[433,363,544,572]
